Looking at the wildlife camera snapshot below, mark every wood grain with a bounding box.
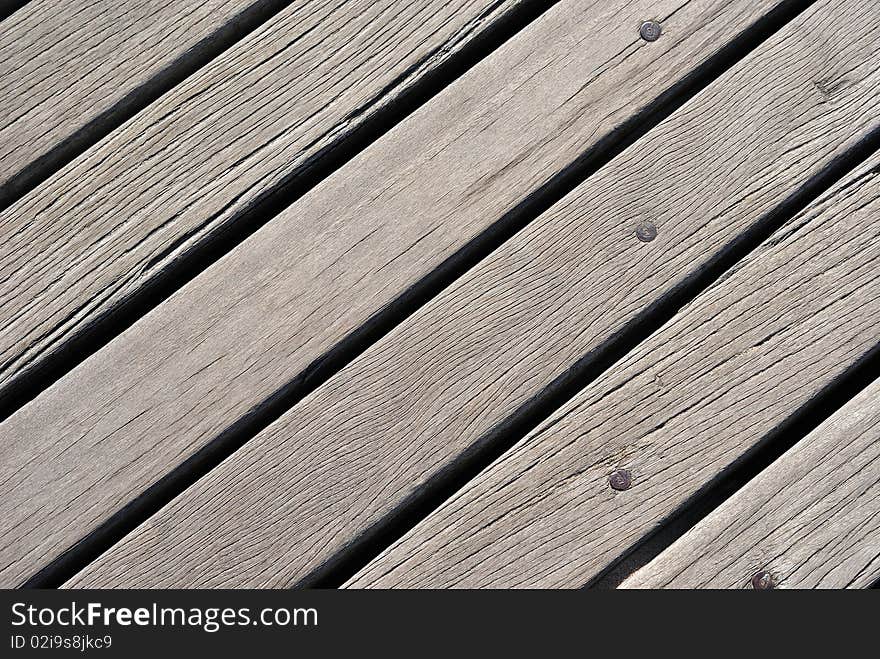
[622,377,880,589]
[0,0,529,400]
[63,0,880,588]
[0,0,785,587]
[0,0,274,200]
[347,155,880,588]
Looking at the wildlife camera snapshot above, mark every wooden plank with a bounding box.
[64,0,880,588]
[622,377,880,589]
[346,155,880,588]
[0,0,792,587]
[0,0,531,400]
[0,0,281,201]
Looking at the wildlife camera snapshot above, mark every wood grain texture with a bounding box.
[0,0,785,587]
[622,376,880,589]
[0,0,529,399]
[0,0,271,197]
[64,0,880,588]
[347,155,880,588]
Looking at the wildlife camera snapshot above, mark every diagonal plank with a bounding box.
[0,0,795,587]
[0,0,536,404]
[0,0,287,205]
[622,374,880,589]
[65,0,880,588]
[347,155,880,589]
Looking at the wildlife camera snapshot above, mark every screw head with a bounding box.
[751,571,775,590]
[609,469,632,491]
[640,20,662,42]
[635,221,657,242]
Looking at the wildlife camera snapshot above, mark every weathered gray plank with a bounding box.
[0,0,530,398]
[0,0,785,587]
[622,377,880,589]
[0,0,276,199]
[64,0,880,588]
[346,155,880,588]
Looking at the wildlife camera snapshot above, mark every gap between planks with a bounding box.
[0,0,294,209]
[0,2,29,23]
[590,334,880,589]
[621,369,880,589]
[58,0,880,588]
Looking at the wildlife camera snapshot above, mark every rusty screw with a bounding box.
[609,469,632,491]
[635,221,657,242]
[750,571,775,590]
[640,20,662,42]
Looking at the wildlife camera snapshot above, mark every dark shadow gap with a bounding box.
[0,0,29,23]
[0,0,297,212]
[20,0,822,589]
[0,0,563,421]
[588,345,880,590]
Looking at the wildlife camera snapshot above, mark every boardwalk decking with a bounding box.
[1,0,878,589]
[347,155,880,588]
